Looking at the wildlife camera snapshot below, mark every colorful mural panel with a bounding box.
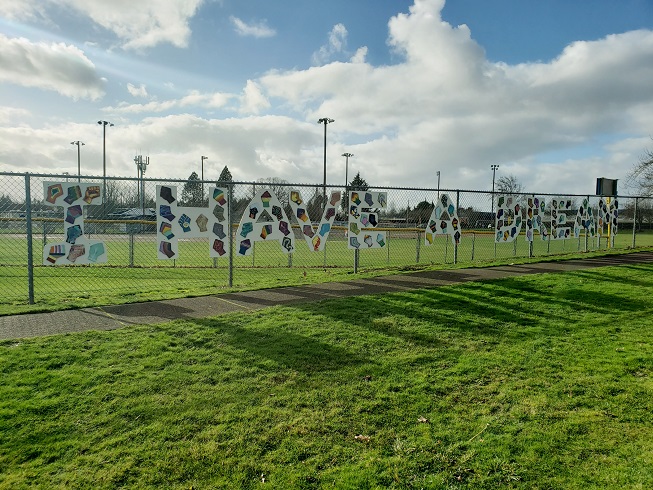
[42,181,107,265]
[573,197,596,238]
[347,190,387,249]
[494,195,522,243]
[235,188,294,255]
[289,189,342,251]
[156,185,230,259]
[597,197,619,237]
[525,196,548,242]
[424,194,460,245]
[550,198,573,240]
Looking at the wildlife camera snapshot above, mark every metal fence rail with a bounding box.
[1,172,651,307]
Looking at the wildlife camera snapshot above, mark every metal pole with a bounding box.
[454,190,459,264]
[25,174,34,304]
[323,122,327,197]
[632,197,638,248]
[318,118,334,198]
[437,171,441,199]
[228,183,234,287]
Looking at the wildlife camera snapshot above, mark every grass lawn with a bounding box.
[1,228,652,314]
[1,262,653,488]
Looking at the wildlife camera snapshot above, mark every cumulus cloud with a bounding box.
[230,16,276,38]
[103,91,233,114]
[312,23,349,65]
[127,83,148,98]
[258,0,653,192]
[0,34,104,100]
[2,0,204,49]
[239,80,271,115]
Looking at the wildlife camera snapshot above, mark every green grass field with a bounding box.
[1,262,652,488]
[0,226,651,313]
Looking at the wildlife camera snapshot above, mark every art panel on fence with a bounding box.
[289,189,342,252]
[424,194,461,245]
[39,182,622,267]
[156,185,230,260]
[347,190,387,249]
[235,188,294,256]
[41,182,107,265]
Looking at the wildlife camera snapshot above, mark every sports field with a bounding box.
[0,227,650,314]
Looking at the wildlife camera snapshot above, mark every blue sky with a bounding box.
[1,0,653,195]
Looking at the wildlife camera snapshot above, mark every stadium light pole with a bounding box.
[491,164,500,216]
[318,117,334,198]
[97,120,114,189]
[70,141,85,182]
[201,155,208,201]
[342,152,353,192]
[436,170,441,199]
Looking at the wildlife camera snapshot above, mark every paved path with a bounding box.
[2,251,653,340]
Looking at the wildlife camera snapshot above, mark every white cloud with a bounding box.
[2,0,205,49]
[0,34,104,100]
[127,83,148,98]
[103,91,234,114]
[239,80,270,115]
[312,23,349,65]
[257,0,653,193]
[350,46,368,64]
[230,16,276,38]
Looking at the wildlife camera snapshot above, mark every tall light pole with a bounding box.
[201,155,208,202]
[318,117,334,198]
[97,120,114,192]
[436,170,441,199]
[342,152,353,191]
[491,164,500,217]
[70,141,85,182]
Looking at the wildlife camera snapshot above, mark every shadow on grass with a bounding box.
[291,269,651,347]
[185,316,369,373]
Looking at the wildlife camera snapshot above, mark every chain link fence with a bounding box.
[0,172,650,308]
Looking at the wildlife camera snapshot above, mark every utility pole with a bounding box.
[342,152,353,194]
[318,118,334,198]
[201,155,208,202]
[491,164,500,217]
[70,141,85,182]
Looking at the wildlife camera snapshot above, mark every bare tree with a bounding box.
[628,144,653,195]
[496,174,524,195]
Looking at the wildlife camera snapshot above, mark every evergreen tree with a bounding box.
[181,171,203,206]
[343,172,369,211]
[217,165,233,184]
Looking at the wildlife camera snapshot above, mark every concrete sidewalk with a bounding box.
[2,251,652,340]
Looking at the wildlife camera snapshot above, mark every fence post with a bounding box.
[387,230,390,264]
[228,183,234,287]
[632,197,638,248]
[415,229,421,263]
[25,173,35,304]
[129,231,135,267]
[454,191,459,264]
[471,232,475,261]
[354,248,359,274]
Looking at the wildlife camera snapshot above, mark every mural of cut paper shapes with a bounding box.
[525,196,549,242]
[235,188,294,255]
[41,181,107,265]
[597,198,619,237]
[289,189,342,251]
[550,198,572,240]
[494,195,523,243]
[424,194,461,245]
[348,190,387,250]
[573,198,596,238]
[155,185,230,260]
